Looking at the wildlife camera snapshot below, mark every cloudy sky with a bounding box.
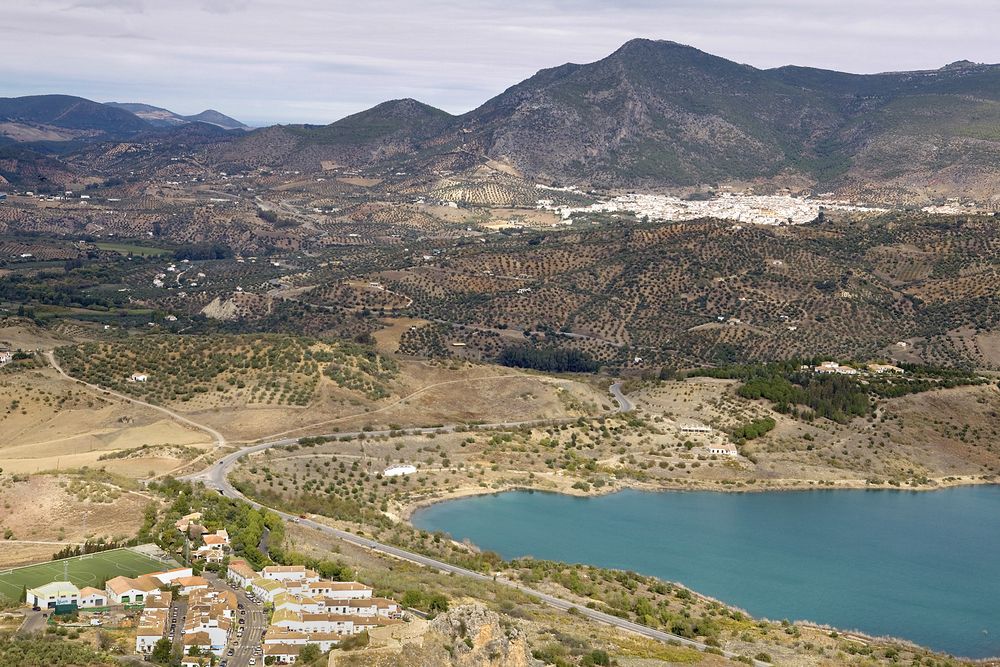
[3,0,999,126]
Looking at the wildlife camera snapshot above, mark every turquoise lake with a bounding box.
[411,486,1000,658]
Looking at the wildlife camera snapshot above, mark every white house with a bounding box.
[227,559,257,589]
[105,575,160,605]
[150,567,194,586]
[383,465,417,477]
[135,608,167,654]
[79,586,108,608]
[176,575,210,596]
[708,444,739,457]
[129,373,148,382]
[262,565,317,583]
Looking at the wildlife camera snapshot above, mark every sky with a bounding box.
[3,0,999,126]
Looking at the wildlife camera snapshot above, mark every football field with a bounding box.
[0,548,171,602]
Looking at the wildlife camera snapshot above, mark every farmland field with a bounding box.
[95,241,170,257]
[0,547,173,601]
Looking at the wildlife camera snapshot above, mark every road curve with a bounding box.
[181,383,763,666]
[609,381,634,413]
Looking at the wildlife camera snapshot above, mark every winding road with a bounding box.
[179,382,763,665]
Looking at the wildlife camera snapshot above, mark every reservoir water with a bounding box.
[411,486,1000,658]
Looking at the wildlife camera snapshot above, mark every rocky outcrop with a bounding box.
[329,604,536,667]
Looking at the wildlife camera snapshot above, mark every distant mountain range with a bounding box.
[4,40,1000,200]
[104,102,248,130]
[0,94,247,147]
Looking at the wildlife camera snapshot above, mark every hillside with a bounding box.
[208,39,1000,201]
[106,102,248,130]
[0,94,150,141]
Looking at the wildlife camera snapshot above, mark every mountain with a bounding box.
[0,94,150,142]
[106,102,248,130]
[212,39,1000,201]
[209,98,453,170]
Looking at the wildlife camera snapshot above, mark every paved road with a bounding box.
[609,381,634,413]
[204,573,266,667]
[16,609,47,636]
[181,384,763,665]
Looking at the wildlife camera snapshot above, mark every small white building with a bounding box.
[79,586,108,608]
[708,444,739,457]
[383,465,417,477]
[129,373,148,383]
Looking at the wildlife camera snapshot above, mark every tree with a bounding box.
[299,644,321,663]
[151,637,173,664]
[427,593,449,613]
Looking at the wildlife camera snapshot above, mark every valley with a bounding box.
[2,33,1000,667]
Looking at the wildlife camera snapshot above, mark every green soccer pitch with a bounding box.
[0,548,172,602]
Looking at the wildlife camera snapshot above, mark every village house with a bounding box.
[105,575,160,605]
[261,565,318,583]
[226,558,257,589]
[176,575,211,596]
[135,608,167,653]
[677,423,712,434]
[79,586,108,608]
[707,444,740,457]
[174,512,202,532]
[180,587,237,657]
[249,576,286,602]
[233,560,402,660]
[0,350,13,366]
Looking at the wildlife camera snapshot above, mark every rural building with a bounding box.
[383,464,417,477]
[174,512,202,532]
[813,361,858,375]
[79,587,108,608]
[26,581,80,609]
[678,423,712,433]
[129,373,148,382]
[135,607,167,653]
[105,575,160,605]
[867,363,904,374]
[0,350,12,366]
[708,444,739,457]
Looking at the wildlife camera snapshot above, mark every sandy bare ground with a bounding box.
[0,364,214,476]
[0,476,155,567]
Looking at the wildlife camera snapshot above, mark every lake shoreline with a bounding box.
[399,472,997,521]
[408,482,1000,661]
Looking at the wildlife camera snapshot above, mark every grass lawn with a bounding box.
[0,548,173,602]
[95,242,170,257]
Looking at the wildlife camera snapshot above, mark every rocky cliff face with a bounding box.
[330,604,536,667]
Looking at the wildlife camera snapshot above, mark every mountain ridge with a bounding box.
[206,39,1000,200]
